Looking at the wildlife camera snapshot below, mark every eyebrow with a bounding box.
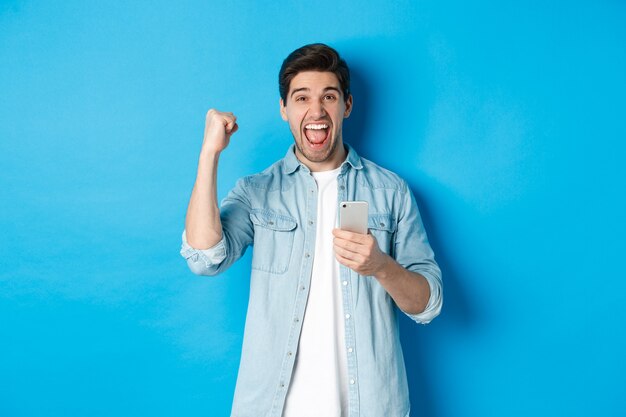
[290,86,342,98]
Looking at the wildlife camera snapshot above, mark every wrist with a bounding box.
[199,148,221,164]
[373,254,396,282]
[200,144,221,156]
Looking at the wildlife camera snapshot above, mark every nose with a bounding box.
[308,98,326,119]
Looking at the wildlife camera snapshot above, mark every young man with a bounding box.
[181,43,442,417]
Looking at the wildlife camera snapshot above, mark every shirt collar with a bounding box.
[282,143,363,175]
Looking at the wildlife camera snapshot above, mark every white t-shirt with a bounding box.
[282,167,348,417]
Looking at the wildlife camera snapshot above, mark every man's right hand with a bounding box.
[202,109,239,155]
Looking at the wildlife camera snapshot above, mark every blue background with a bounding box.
[1,1,625,416]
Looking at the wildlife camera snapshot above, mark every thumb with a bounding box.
[226,122,239,135]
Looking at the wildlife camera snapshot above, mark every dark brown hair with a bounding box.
[279,43,351,103]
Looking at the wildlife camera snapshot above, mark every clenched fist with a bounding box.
[202,109,239,155]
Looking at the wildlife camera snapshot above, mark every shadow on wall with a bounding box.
[402,183,478,417]
[346,61,479,417]
[343,64,371,155]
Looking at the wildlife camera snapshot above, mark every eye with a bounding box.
[295,96,307,102]
[324,94,337,101]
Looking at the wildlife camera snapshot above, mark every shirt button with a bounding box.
[350,378,355,385]
[348,347,353,353]
[345,314,351,319]
[300,286,306,291]
[342,280,348,286]
[340,185,345,190]
[294,317,300,322]
[305,253,310,258]
[308,220,314,225]
[287,351,293,356]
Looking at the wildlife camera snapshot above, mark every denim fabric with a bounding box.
[181,144,442,417]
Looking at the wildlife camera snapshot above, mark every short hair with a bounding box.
[279,43,351,103]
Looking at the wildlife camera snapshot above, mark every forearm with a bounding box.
[185,150,223,249]
[332,228,433,315]
[374,254,431,315]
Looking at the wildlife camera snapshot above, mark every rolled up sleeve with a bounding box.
[395,181,443,324]
[179,177,254,276]
[180,230,228,276]
[404,271,443,324]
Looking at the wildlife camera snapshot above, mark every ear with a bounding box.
[280,98,288,121]
[343,94,353,118]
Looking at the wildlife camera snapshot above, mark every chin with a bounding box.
[303,145,339,165]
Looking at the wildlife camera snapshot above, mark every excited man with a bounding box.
[181,43,442,417]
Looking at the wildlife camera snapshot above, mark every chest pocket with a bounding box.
[249,210,298,274]
[368,213,396,255]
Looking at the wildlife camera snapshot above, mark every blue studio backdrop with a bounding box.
[1,1,625,416]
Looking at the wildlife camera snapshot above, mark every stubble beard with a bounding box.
[294,128,341,164]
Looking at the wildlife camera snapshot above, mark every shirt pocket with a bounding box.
[368,213,396,255]
[249,209,298,274]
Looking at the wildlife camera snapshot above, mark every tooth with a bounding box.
[305,124,328,130]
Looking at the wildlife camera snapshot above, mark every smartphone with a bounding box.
[339,201,369,234]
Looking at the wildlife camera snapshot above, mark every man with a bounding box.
[181,43,442,417]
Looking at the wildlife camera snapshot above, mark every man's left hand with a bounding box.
[332,228,391,276]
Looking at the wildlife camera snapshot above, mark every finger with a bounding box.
[334,237,366,255]
[333,228,370,243]
[206,110,235,131]
[223,113,236,125]
[334,244,366,263]
[335,251,354,267]
[226,122,239,135]
[334,243,354,259]
[222,114,236,131]
[207,109,230,120]
[333,228,353,238]
[334,232,375,250]
[335,252,362,272]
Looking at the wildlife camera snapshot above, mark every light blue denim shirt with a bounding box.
[180,144,442,417]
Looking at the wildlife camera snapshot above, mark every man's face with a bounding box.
[280,71,353,171]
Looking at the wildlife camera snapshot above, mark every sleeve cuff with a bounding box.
[405,272,443,324]
[180,230,227,266]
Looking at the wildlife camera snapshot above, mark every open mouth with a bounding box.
[303,123,330,148]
